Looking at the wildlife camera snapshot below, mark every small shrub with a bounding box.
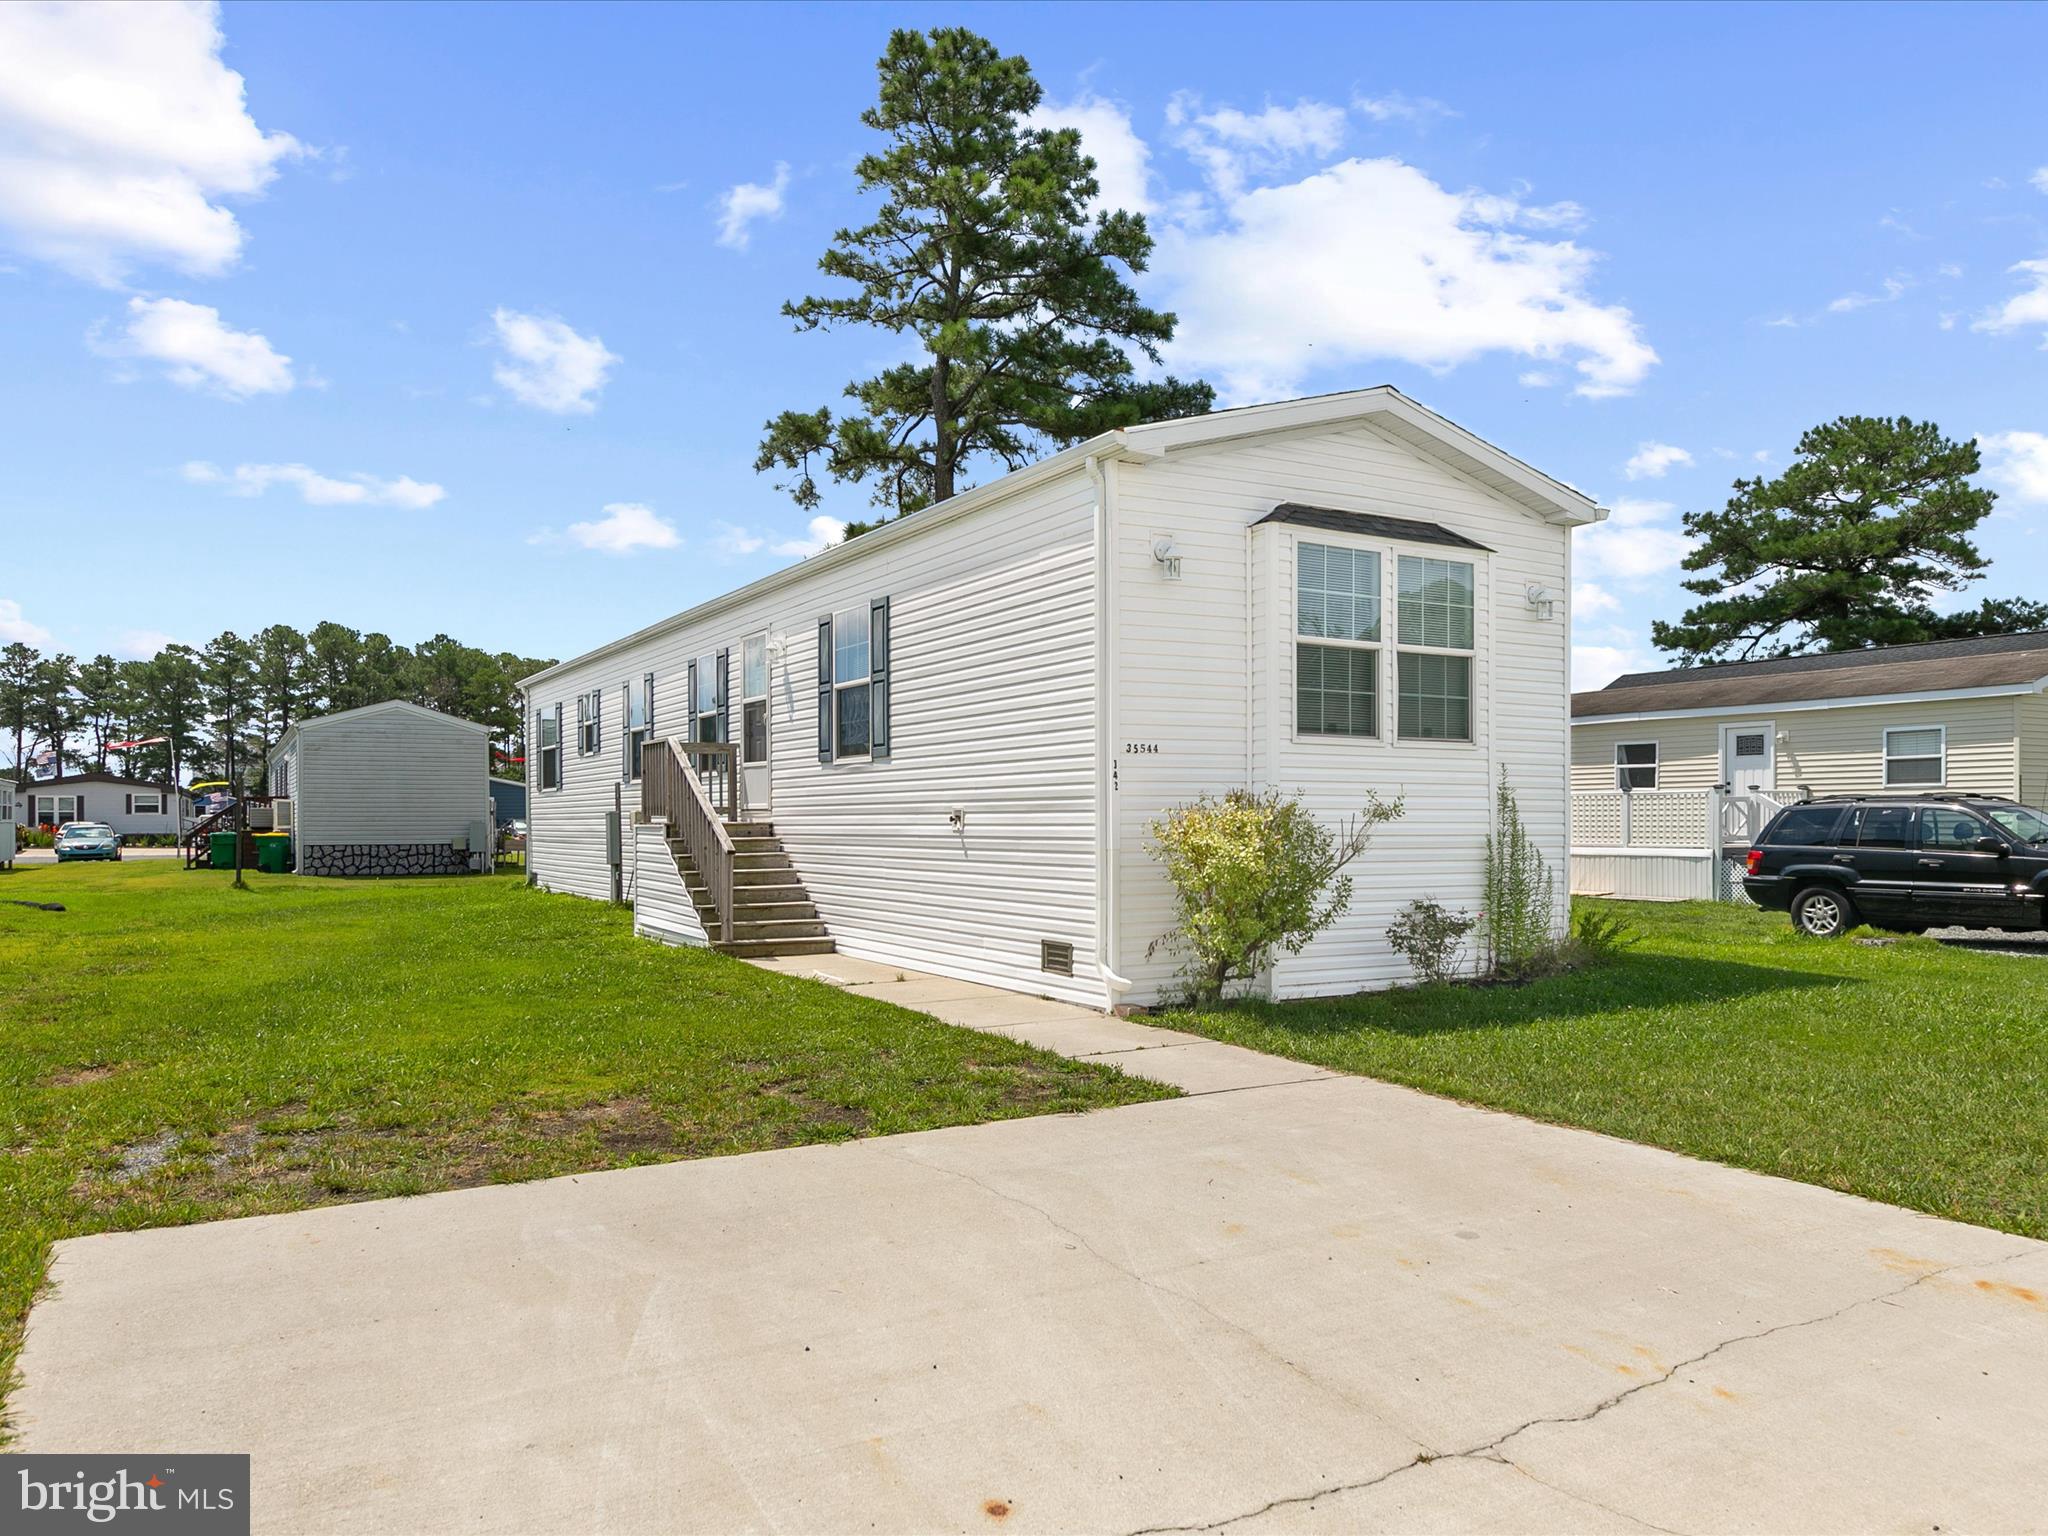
[1149,788,1404,1004]
[1565,905,1639,964]
[1387,899,1476,986]
[1481,771,1559,980]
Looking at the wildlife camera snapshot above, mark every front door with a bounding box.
[1913,804,2029,926]
[739,633,771,814]
[1721,722,1774,794]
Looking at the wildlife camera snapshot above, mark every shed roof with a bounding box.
[1256,503,1492,551]
[275,699,488,756]
[1573,630,2048,720]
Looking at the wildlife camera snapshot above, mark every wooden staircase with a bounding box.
[668,819,833,958]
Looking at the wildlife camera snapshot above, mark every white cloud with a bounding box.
[564,502,680,555]
[715,162,790,250]
[182,460,445,509]
[711,523,765,558]
[1571,642,1647,691]
[1624,441,1693,480]
[1826,275,1908,313]
[1352,92,1456,127]
[0,597,52,646]
[1027,95,1153,217]
[1518,370,1557,388]
[1572,581,1620,616]
[115,628,178,659]
[1155,155,1657,402]
[1978,431,2048,503]
[773,515,845,558]
[1974,258,2048,339]
[1574,497,1692,583]
[2031,167,2048,195]
[489,308,617,414]
[0,0,302,283]
[95,295,293,398]
[1169,95,1347,198]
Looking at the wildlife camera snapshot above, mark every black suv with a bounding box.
[1744,794,2048,937]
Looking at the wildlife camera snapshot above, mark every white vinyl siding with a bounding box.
[2020,694,2048,806]
[1114,417,1568,1003]
[290,704,490,850]
[526,466,1105,1005]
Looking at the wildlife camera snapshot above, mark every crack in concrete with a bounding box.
[878,1146,1433,1459]
[1117,1247,2038,1536]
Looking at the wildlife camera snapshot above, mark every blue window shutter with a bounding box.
[716,648,731,743]
[686,661,697,740]
[817,615,834,763]
[870,595,891,759]
[621,683,631,778]
[593,689,601,753]
[645,672,656,737]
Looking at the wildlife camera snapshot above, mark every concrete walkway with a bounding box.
[15,961,2048,1534]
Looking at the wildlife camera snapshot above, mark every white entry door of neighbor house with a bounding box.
[1721,722,1775,794]
[739,632,771,815]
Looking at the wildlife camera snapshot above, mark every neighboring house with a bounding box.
[489,775,527,827]
[268,700,494,876]
[1573,632,2048,802]
[522,387,1598,1008]
[17,772,192,838]
[1569,631,2048,900]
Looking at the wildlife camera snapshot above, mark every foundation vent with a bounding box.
[1040,939,1075,977]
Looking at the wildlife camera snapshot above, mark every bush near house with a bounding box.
[1165,898,2048,1241]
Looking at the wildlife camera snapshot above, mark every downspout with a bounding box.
[1087,451,1134,1006]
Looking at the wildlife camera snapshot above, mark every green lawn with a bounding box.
[0,860,1172,1427]
[1162,899,2048,1240]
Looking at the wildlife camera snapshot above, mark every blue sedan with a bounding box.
[53,822,122,862]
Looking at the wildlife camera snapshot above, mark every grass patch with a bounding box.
[1161,899,2048,1239]
[0,861,1172,1428]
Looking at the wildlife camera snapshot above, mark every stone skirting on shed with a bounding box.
[301,842,474,877]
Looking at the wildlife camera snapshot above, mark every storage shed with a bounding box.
[267,700,493,876]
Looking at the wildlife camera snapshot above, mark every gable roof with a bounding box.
[1573,630,2048,721]
[276,699,488,755]
[15,771,182,793]
[523,387,1599,689]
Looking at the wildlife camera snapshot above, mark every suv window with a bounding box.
[1919,806,1996,850]
[1842,804,1914,849]
[1763,805,1845,845]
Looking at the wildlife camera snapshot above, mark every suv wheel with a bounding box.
[1791,886,1855,938]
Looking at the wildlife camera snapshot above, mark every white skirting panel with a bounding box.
[631,822,708,947]
[1570,847,1715,902]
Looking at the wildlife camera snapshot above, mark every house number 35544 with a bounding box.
[1124,742,1161,755]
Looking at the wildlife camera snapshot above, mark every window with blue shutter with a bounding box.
[816,615,833,762]
[870,596,891,759]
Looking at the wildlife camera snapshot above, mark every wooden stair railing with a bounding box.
[642,738,737,945]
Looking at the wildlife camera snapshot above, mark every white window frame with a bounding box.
[832,605,872,760]
[742,634,769,766]
[1883,724,1947,787]
[538,706,562,792]
[1614,742,1658,790]
[1394,552,1478,745]
[624,673,653,781]
[1292,540,1384,741]
[693,652,720,744]
[131,792,165,816]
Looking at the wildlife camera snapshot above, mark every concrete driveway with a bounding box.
[15,961,2048,1534]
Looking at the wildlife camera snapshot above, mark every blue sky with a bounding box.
[2,1,2044,687]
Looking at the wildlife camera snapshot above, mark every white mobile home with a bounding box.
[268,700,493,876]
[522,388,1598,1008]
[17,773,193,839]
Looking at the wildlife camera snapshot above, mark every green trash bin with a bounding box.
[209,830,237,870]
[253,833,291,874]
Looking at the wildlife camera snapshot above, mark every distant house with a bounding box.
[1573,632,2048,803]
[521,387,1598,1006]
[268,700,494,876]
[18,772,193,838]
[1569,632,2048,900]
[489,775,527,826]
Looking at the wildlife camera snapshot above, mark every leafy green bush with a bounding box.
[1565,904,1639,963]
[1387,898,1476,986]
[1149,788,1404,1004]
[1481,772,1560,980]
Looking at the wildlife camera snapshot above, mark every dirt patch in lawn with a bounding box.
[45,1063,127,1088]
